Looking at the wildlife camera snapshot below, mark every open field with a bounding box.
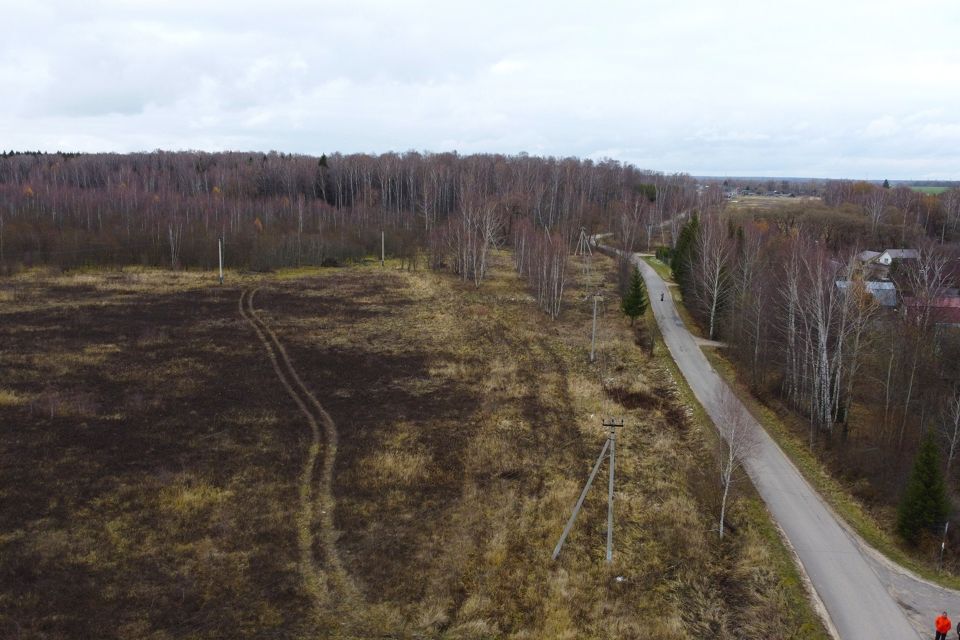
[909,186,949,195]
[724,195,822,213]
[0,257,826,638]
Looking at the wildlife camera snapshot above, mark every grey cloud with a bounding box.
[1,0,958,178]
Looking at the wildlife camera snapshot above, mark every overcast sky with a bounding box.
[1,0,959,179]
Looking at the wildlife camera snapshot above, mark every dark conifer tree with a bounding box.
[896,432,948,544]
[621,266,648,325]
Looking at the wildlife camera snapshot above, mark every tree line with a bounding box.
[666,181,960,545]
[0,150,697,318]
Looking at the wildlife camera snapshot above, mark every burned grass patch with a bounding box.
[0,275,312,638]
[0,261,828,639]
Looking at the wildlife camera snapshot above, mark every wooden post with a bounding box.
[218,237,224,285]
[381,230,385,268]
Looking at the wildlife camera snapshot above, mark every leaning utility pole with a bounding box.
[552,438,610,561]
[552,417,625,563]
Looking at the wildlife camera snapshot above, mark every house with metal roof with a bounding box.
[902,296,960,326]
[835,280,899,307]
[878,249,919,265]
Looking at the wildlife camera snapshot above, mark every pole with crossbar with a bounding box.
[552,438,611,560]
[604,417,624,563]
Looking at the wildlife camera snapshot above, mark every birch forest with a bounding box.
[5,149,960,506]
[670,182,960,510]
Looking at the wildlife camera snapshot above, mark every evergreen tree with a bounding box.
[670,215,699,292]
[621,267,648,325]
[882,178,890,189]
[896,432,949,544]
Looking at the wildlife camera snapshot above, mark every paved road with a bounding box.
[626,251,960,640]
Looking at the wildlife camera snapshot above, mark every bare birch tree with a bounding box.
[692,214,733,340]
[513,220,568,319]
[834,263,880,430]
[898,247,950,445]
[716,387,756,539]
[800,245,840,434]
[728,226,767,387]
[940,386,960,472]
[942,188,960,239]
[168,221,183,270]
[865,187,888,233]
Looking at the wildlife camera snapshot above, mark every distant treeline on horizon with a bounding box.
[0,149,703,272]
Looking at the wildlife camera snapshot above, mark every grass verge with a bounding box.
[703,349,960,590]
[638,250,958,588]
[645,245,960,588]
[645,314,831,639]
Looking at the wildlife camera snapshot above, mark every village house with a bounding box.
[855,248,919,281]
[877,249,919,265]
[835,280,899,307]
[901,296,960,327]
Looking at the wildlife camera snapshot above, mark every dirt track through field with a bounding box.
[238,288,357,613]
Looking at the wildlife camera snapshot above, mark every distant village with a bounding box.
[836,249,960,328]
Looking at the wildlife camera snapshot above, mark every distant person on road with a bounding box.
[660,291,664,302]
[935,611,951,640]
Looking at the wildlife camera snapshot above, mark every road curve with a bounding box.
[623,251,957,640]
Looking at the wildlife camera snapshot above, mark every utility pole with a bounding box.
[590,293,602,362]
[604,417,624,563]
[575,227,593,299]
[218,236,224,285]
[381,230,385,268]
[552,438,610,561]
[939,521,950,572]
[552,416,625,562]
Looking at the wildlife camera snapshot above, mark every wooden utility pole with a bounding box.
[552,417,625,562]
[218,236,224,285]
[604,417,624,563]
[381,230,385,268]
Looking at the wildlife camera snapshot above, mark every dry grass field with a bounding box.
[0,256,826,639]
[725,195,822,214]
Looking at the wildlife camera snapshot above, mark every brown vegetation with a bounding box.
[670,185,960,570]
[0,255,825,638]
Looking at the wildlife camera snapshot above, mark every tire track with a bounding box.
[238,287,357,610]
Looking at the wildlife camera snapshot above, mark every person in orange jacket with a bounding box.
[935,611,951,640]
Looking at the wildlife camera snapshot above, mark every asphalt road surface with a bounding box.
[628,250,960,640]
